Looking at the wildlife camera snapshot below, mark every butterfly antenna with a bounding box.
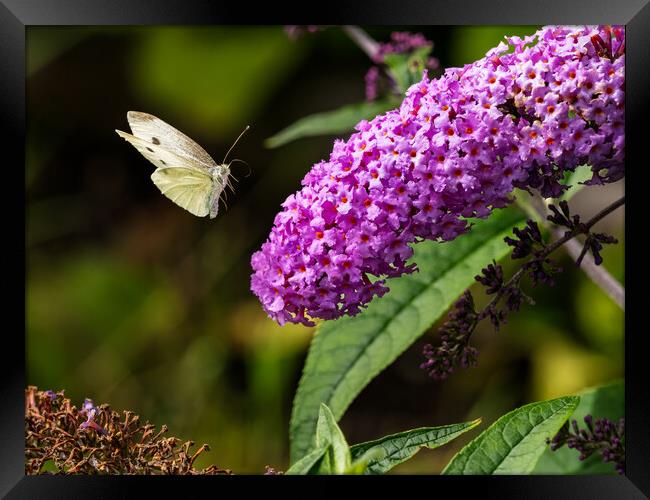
[222,125,250,164]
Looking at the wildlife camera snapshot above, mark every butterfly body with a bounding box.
[208,164,232,218]
[116,111,247,219]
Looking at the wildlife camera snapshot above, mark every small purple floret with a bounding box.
[78,398,107,435]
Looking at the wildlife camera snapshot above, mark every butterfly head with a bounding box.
[208,126,250,219]
[212,163,231,180]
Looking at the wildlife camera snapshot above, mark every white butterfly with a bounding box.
[116,111,249,218]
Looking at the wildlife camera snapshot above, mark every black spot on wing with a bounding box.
[152,137,160,145]
[146,147,154,152]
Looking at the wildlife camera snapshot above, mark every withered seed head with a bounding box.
[25,386,233,475]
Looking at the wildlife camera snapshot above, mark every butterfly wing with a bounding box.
[115,130,209,172]
[126,111,217,170]
[150,166,214,217]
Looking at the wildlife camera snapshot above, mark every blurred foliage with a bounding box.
[130,27,305,134]
[447,25,541,65]
[265,98,398,148]
[27,27,95,76]
[26,25,623,474]
[383,46,433,91]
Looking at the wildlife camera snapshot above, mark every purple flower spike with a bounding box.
[252,25,624,326]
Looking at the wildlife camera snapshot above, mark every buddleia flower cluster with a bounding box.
[251,25,624,326]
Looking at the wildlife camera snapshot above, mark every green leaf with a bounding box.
[442,396,580,474]
[289,206,526,463]
[285,445,329,475]
[384,46,432,93]
[312,403,352,474]
[265,99,398,148]
[561,164,594,201]
[350,419,482,475]
[533,381,623,474]
[344,456,372,475]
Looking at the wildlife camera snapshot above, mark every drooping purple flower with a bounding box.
[420,291,479,380]
[251,25,625,326]
[79,398,107,435]
[549,415,625,475]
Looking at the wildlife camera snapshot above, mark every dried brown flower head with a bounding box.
[25,386,233,475]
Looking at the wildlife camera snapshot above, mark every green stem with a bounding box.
[341,26,380,60]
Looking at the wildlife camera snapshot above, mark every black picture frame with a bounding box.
[3,1,649,497]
